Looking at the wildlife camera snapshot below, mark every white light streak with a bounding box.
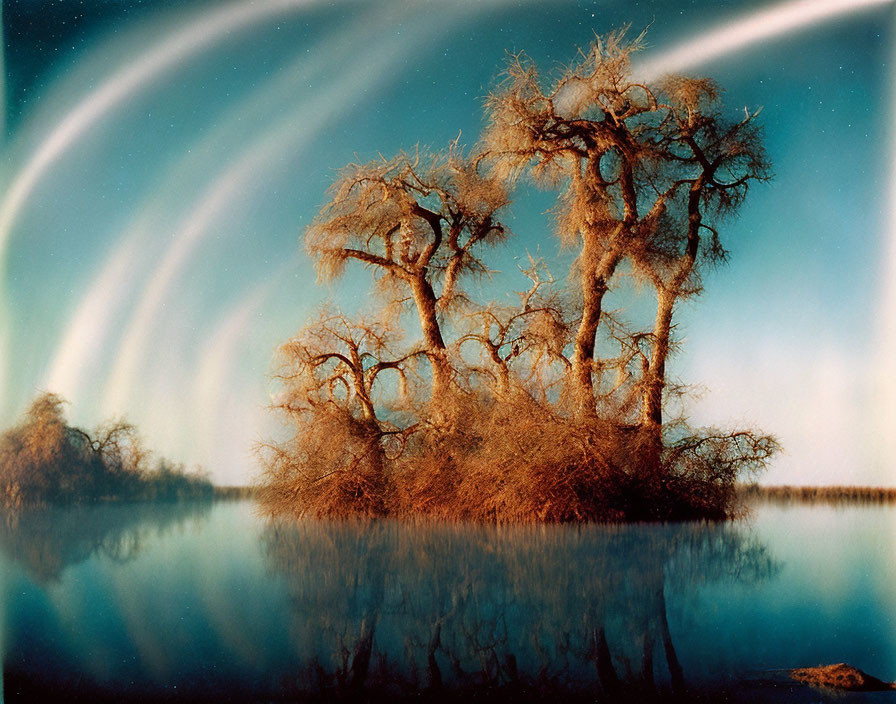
[101,39,404,415]
[44,4,395,416]
[192,276,281,483]
[42,236,142,404]
[636,0,892,81]
[0,0,331,255]
[0,0,330,414]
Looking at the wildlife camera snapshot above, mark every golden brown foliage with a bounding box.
[790,664,895,692]
[259,30,777,522]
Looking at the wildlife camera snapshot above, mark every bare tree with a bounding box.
[306,146,509,406]
[631,77,769,469]
[458,255,571,399]
[482,30,769,433]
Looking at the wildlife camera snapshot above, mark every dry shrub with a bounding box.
[258,406,391,519]
[260,385,771,523]
[660,431,779,520]
[387,392,775,522]
[790,663,895,692]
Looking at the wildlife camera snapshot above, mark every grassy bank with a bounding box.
[212,486,256,500]
[740,484,896,505]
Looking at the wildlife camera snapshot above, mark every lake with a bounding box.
[0,500,893,702]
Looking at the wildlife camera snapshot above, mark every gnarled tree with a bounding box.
[631,76,770,472]
[261,310,422,517]
[305,147,509,410]
[482,31,769,439]
[262,29,777,522]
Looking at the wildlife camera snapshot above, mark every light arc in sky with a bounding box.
[96,1,475,416]
[2,0,893,483]
[0,0,331,415]
[0,0,334,254]
[636,0,891,81]
[43,4,393,411]
[0,0,528,420]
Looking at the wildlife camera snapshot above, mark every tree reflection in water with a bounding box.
[262,519,777,700]
[0,501,213,584]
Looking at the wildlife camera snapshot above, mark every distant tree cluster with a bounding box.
[259,31,778,522]
[0,392,213,510]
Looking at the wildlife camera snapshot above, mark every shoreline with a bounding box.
[739,485,896,504]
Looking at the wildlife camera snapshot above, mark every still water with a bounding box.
[0,500,893,701]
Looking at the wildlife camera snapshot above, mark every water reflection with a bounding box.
[0,502,890,702]
[0,503,786,701]
[261,519,777,699]
[0,501,213,583]
[0,501,217,703]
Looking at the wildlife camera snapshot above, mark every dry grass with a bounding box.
[259,391,775,523]
[790,663,895,691]
[740,485,896,505]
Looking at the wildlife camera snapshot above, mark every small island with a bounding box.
[0,4,891,704]
[258,31,778,523]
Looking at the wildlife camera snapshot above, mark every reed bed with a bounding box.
[740,484,896,505]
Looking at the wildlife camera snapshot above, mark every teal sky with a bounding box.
[0,0,892,486]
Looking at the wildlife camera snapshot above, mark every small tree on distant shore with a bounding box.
[0,392,213,509]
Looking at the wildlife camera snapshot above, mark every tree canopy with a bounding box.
[259,30,778,522]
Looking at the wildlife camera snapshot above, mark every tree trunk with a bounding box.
[571,245,622,419]
[486,343,510,397]
[354,371,377,424]
[410,274,452,401]
[640,288,675,472]
[640,179,702,474]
